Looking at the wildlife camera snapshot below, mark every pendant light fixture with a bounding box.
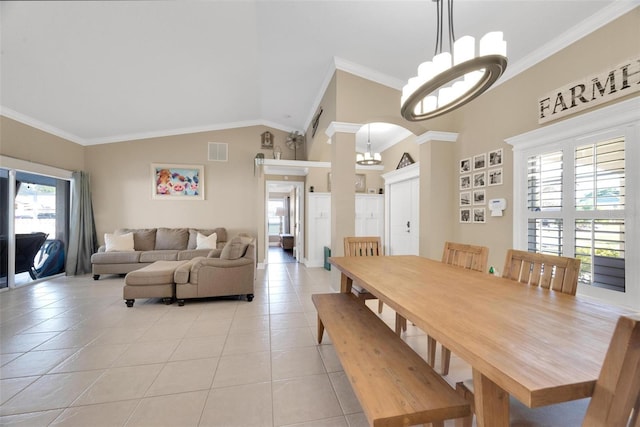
[401,0,507,121]
[356,124,382,165]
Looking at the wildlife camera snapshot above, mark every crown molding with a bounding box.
[334,57,405,91]
[496,2,639,88]
[85,119,304,146]
[416,131,458,145]
[0,107,86,145]
[325,121,362,138]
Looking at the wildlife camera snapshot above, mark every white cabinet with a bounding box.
[306,193,331,267]
[355,194,384,240]
[306,193,385,266]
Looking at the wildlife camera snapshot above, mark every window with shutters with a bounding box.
[508,98,638,308]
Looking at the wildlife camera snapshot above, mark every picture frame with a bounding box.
[488,167,503,186]
[473,171,486,188]
[152,163,204,200]
[473,208,486,223]
[261,131,274,149]
[459,157,471,174]
[460,208,471,223]
[328,173,366,192]
[489,148,503,167]
[460,191,471,206]
[473,189,486,205]
[459,175,471,190]
[473,153,486,170]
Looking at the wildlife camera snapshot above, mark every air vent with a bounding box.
[208,142,228,162]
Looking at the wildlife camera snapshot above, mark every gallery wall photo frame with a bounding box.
[459,175,471,190]
[488,168,503,186]
[473,153,486,170]
[489,148,503,167]
[473,171,486,188]
[473,208,486,223]
[473,189,486,205]
[152,163,204,200]
[460,208,471,223]
[459,158,471,174]
[460,191,471,206]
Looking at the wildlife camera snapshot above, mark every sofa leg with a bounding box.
[178,299,185,307]
[247,294,254,302]
[162,297,172,305]
[125,299,134,307]
[93,275,100,280]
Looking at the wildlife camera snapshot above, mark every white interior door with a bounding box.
[388,178,419,255]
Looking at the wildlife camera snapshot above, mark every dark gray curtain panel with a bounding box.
[65,171,97,275]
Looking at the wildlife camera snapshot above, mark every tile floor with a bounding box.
[0,263,473,426]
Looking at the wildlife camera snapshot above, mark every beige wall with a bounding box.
[84,125,285,262]
[0,116,85,171]
[306,75,337,162]
[449,8,640,270]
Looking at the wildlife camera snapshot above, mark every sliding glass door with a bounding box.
[0,167,70,288]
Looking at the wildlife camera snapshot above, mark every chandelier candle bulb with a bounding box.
[480,31,506,57]
[433,52,452,74]
[453,36,475,65]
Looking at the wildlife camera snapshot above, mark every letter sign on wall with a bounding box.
[538,57,640,124]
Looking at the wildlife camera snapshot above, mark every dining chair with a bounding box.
[456,314,640,427]
[426,242,489,375]
[343,236,385,315]
[502,249,582,295]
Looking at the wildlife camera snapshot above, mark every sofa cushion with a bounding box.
[177,249,214,261]
[104,232,134,252]
[187,228,227,249]
[220,235,252,260]
[139,250,179,263]
[116,228,157,251]
[155,228,189,250]
[91,251,140,264]
[196,232,217,249]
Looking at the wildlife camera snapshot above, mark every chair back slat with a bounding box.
[441,242,489,273]
[583,315,640,427]
[344,237,382,258]
[502,249,581,296]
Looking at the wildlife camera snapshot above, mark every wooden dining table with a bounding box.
[329,255,635,427]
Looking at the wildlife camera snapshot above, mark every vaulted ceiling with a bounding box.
[0,1,632,148]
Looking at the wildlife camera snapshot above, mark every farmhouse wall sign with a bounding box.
[538,56,639,124]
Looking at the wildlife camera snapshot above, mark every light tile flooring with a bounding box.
[0,263,473,426]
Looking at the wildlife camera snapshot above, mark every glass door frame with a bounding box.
[0,156,72,289]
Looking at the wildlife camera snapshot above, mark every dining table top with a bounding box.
[328,255,636,409]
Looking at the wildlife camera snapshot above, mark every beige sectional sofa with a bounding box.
[174,234,256,305]
[91,227,228,280]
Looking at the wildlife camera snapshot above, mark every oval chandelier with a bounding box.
[356,124,382,165]
[401,0,507,121]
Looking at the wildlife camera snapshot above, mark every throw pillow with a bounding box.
[196,232,217,249]
[155,228,189,250]
[220,235,250,260]
[104,232,134,252]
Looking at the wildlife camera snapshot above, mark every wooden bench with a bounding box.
[312,293,470,427]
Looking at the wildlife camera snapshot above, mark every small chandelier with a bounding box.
[356,124,382,165]
[401,0,507,121]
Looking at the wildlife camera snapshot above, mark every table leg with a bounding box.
[472,368,509,427]
[340,273,353,294]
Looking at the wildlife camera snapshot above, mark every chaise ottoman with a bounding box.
[123,260,188,307]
